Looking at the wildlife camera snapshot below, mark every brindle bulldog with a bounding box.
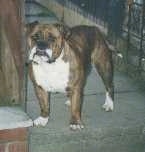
[26,21,114,130]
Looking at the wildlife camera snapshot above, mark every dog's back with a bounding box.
[65,25,110,66]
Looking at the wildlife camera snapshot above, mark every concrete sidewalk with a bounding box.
[27,69,145,152]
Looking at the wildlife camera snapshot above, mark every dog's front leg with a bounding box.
[70,86,84,130]
[68,67,85,130]
[33,85,50,127]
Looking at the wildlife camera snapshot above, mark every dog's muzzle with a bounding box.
[35,41,56,63]
[35,48,50,58]
[35,49,55,63]
[29,46,53,64]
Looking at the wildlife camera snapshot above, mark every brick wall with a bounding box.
[0,128,29,152]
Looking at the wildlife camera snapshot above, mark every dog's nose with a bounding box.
[48,57,56,63]
[37,41,48,50]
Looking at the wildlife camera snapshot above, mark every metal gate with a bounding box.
[59,0,145,74]
[126,0,145,73]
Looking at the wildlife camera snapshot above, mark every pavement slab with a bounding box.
[27,70,145,152]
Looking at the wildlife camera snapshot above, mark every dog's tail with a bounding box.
[95,24,123,59]
[106,41,123,59]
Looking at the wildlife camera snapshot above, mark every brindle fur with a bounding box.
[27,22,114,127]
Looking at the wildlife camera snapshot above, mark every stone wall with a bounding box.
[35,0,107,33]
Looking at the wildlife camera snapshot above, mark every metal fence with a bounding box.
[55,0,145,73]
[126,1,145,72]
[56,0,126,37]
[128,2,143,35]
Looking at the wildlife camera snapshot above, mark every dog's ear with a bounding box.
[54,23,71,40]
[63,25,71,40]
[25,21,39,35]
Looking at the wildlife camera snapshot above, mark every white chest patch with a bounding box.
[30,47,70,92]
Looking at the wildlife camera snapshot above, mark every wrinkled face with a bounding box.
[27,23,63,63]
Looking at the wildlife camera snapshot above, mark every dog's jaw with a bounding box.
[29,46,53,63]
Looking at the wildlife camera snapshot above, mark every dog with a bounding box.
[26,21,114,130]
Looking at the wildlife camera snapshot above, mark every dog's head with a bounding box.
[26,21,70,63]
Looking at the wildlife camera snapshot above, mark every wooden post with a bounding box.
[0,1,25,105]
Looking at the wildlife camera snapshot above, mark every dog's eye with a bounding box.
[31,33,41,41]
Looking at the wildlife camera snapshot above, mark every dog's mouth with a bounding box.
[35,41,57,63]
[29,46,55,64]
[35,47,56,63]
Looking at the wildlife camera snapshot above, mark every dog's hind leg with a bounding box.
[33,85,50,126]
[93,50,114,111]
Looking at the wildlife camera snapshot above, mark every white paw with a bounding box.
[33,116,49,127]
[117,53,123,58]
[65,100,71,106]
[70,124,84,130]
[102,102,113,111]
[102,92,114,112]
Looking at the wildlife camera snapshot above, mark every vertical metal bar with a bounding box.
[24,61,28,113]
[21,0,28,112]
[126,3,132,66]
[138,0,145,71]
[0,17,2,67]
[61,0,66,23]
